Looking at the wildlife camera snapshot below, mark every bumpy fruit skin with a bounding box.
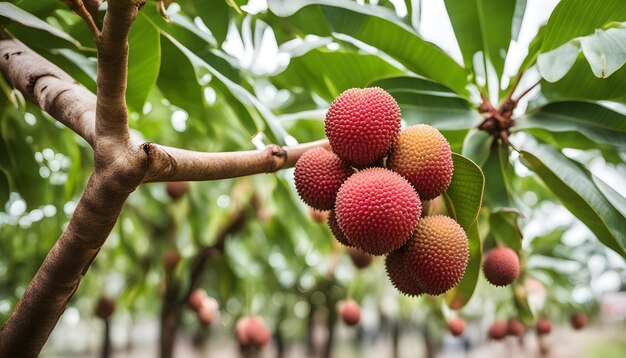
[325,87,401,166]
[166,181,189,201]
[328,210,353,247]
[482,247,520,287]
[335,168,421,255]
[536,319,552,335]
[236,316,271,348]
[387,125,453,200]
[488,321,507,340]
[338,299,361,326]
[571,313,587,330]
[95,297,115,320]
[403,216,468,295]
[295,148,353,210]
[447,318,465,337]
[385,245,424,297]
[188,288,208,311]
[507,319,525,337]
[348,247,373,269]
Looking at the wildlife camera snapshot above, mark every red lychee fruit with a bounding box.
[387,125,453,200]
[482,247,520,287]
[328,210,353,247]
[166,181,188,201]
[385,245,424,297]
[197,297,219,326]
[401,215,469,295]
[337,299,361,326]
[348,247,373,269]
[488,321,507,340]
[507,318,525,337]
[162,249,181,271]
[294,147,353,210]
[536,318,552,335]
[95,297,115,320]
[236,316,271,348]
[570,313,587,330]
[188,288,208,311]
[325,87,401,167]
[335,168,421,255]
[448,318,465,337]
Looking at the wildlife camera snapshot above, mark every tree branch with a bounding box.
[0,35,96,147]
[62,0,101,38]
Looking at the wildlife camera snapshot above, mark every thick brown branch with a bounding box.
[0,35,96,146]
[142,139,330,183]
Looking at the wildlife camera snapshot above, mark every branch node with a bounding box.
[266,144,288,173]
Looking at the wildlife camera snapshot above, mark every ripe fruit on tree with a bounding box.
[294,147,353,210]
[162,249,181,271]
[385,245,424,297]
[488,321,507,340]
[570,313,587,330]
[197,297,219,326]
[165,181,188,201]
[389,215,468,295]
[95,297,115,320]
[325,87,401,167]
[335,168,421,255]
[328,210,353,247]
[482,247,520,287]
[236,316,271,348]
[337,299,361,326]
[348,247,373,269]
[536,318,552,335]
[447,318,465,337]
[188,288,208,311]
[387,124,453,200]
[506,318,525,337]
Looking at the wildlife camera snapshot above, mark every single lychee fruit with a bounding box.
[482,247,520,287]
[328,210,353,247]
[188,288,208,311]
[162,249,181,271]
[570,313,587,330]
[488,321,507,340]
[197,297,219,326]
[95,297,115,320]
[325,87,401,166]
[507,319,525,337]
[337,299,361,326]
[401,215,468,295]
[294,147,353,210]
[166,181,188,201]
[236,316,271,348]
[348,247,373,269]
[310,208,329,223]
[385,245,424,297]
[335,168,421,255]
[387,125,453,200]
[536,319,552,335]
[448,318,465,337]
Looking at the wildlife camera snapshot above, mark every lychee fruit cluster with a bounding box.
[294,87,467,297]
[337,299,361,326]
[235,316,271,348]
[188,288,219,326]
[482,247,520,287]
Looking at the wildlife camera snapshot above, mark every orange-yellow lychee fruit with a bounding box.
[387,125,453,200]
[482,247,520,287]
[325,87,401,166]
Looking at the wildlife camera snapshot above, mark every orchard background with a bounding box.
[1,0,626,357]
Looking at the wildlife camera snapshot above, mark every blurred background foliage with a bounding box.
[1,0,626,356]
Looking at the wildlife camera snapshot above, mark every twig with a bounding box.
[62,0,101,38]
[513,80,541,103]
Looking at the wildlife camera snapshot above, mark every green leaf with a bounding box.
[482,145,517,211]
[267,0,471,96]
[190,0,229,45]
[444,0,517,81]
[519,140,626,259]
[461,129,492,166]
[489,211,522,252]
[126,14,161,113]
[0,166,9,205]
[446,222,481,309]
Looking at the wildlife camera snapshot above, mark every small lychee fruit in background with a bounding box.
[188,288,207,311]
[337,299,361,326]
[536,318,552,335]
[482,247,520,287]
[310,208,329,223]
[236,316,271,348]
[166,181,188,201]
[95,296,115,320]
[387,125,453,200]
[385,245,423,297]
[325,87,401,166]
[294,147,353,210]
[335,168,421,255]
[570,313,587,330]
[162,249,181,271]
[197,297,219,326]
[507,318,525,337]
[488,321,507,340]
[328,210,353,247]
[348,247,373,269]
[401,215,468,295]
[447,318,465,337]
